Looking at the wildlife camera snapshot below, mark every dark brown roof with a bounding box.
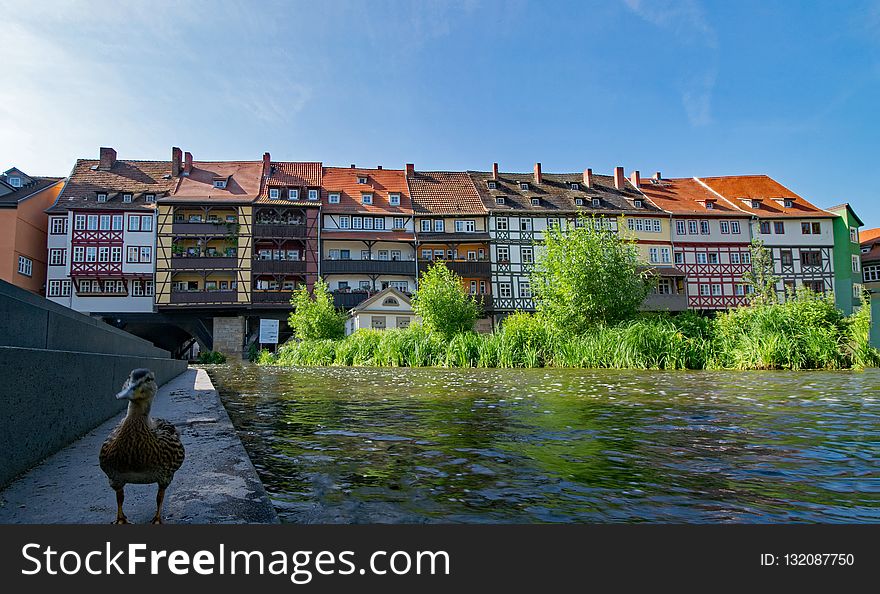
[47,159,175,213]
[468,170,662,215]
[257,162,323,202]
[0,176,63,208]
[407,171,487,215]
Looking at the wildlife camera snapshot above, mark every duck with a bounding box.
[99,369,185,524]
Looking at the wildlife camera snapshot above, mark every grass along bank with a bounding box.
[259,293,879,371]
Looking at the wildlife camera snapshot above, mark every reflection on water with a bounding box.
[206,365,880,524]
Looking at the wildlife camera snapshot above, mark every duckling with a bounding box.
[99,369,185,524]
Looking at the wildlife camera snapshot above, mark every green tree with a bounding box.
[412,260,481,337]
[742,238,779,305]
[288,277,346,340]
[531,215,650,329]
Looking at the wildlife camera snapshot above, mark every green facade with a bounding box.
[828,204,864,315]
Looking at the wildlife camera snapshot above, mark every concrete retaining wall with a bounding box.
[0,280,187,487]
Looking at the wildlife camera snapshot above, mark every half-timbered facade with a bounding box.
[406,167,493,320]
[637,175,753,310]
[320,166,417,309]
[697,175,835,300]
[45,147,174,313]
[252,158,322,308]
[155,151,262,309]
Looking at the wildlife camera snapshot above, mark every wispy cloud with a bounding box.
[623,0,718,127]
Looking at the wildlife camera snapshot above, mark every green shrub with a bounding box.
[197,350,227,364]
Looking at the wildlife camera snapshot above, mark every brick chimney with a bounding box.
[533,162,542,185]
[614,166,625,190]
[99,147,117,170]
[262,152,271,176]
[184,151,193,175]
[492,163,499,180]
[583,168,593,188]
[405,163,415,177]
[171,147,182,177]
[630,170,641,188]
[377,165,383,170]
[653,171,662,181]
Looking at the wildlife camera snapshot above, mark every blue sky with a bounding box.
[2,0,878,226]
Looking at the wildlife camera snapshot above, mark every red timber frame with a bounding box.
[676,242,751,310]
[70,210,125,276]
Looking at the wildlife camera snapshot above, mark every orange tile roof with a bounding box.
[169,161,264,203]
[637,177,749,216]
[697,175,830,218]
[47,159,175,213]
[321,167,413,215]
[407,171,487,215]
[859,227,880,245]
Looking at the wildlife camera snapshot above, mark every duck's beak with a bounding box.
[116,384,135,400]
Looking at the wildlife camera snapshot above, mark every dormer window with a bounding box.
[519,182,529,191]
[362,193,373,205]
[8,177,21,187]
[570,183,579,190]
[357,176,368,184]
[97,193,107,203]
[531,198,540,206]
[269,188,280,199]
[389,193,401,206]
[213,179,227,189]
[145,194,155,203]
[329,193,340,204]
[495,196,505,205]
[633,199,643,208]
[487,181,497,190]
[308,189,318,201]
[783,199,793,208]
[288,189,299,200]
[592,198,600,207]
[751,200,761,209]
[123,193,133,203]
[705,200,714,210]
[575,198,583,206]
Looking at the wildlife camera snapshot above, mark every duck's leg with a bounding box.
[113,488,129,524]
[150,486,166,524]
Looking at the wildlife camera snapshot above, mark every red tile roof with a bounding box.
[168,161,264,203]
[407,171,487,215]
[321,167,413,215]
[859,227,880,245]
[258,162,322,201]
[47,159,175,213]
[636,177,749,217]
[697,175,830,218]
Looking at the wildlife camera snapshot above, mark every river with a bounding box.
[206,365,880,523]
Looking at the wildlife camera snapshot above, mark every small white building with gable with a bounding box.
[344,286,419,335]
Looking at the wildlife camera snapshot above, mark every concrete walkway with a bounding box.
[0,368,278,524]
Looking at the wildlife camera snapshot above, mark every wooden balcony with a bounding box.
[253,259,307,274]
[322,259,417,276]
[252,290,295,304]
[254,223,308,238]
[170,290,238,304]
[418,259,491,278]
[171,221,233,235]
[332,291,371,309]
[170,256,237,270]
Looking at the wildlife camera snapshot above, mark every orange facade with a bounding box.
[0,182,63,294]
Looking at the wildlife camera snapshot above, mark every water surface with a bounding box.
[207,365,880,523]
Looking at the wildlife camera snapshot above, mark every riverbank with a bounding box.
[0,368,278,524]
[259,299,879,371]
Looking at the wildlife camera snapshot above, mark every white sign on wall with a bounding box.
[259,319,279,344]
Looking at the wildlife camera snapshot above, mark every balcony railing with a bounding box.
[254,223,308,238]
[171,221,234,235]
[418,259,491,277]
[641,292,688,312]
[170,256,237,269]
[252,290,295,304]
[322,259,416,276]
[332,291,371,309]
[252,259,307,274]
[170,290,238,304]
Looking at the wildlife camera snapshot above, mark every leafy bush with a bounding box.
[288,278,346,341]
[412,261,481,337]
[197,350,227,364]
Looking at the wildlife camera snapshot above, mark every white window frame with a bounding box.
[389,193,400,206]
[361,193,373,205]
[675,220,686,235]
[269,188,280,199]
[49,249,66,266]
[308,189,318,201]
[17,256,32,276]
[50,217,68,235]
[288,189,299,201]
[420,219,431,232]
[329,193,340,204]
